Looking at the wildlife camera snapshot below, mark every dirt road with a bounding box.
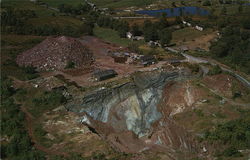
[181,53,250,89]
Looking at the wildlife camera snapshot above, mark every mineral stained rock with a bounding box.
[66,69,199,155]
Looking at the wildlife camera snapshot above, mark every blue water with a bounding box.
[135,7,210,17]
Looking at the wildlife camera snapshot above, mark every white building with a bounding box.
[187,23,192,27]
[126,32,133,39]
[195,25,204,31]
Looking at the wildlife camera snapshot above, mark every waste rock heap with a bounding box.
[16,36,94,71]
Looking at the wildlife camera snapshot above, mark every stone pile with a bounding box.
[16,36,94,71]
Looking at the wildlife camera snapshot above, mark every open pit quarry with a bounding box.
[64,68,205,158]
[13,34,250,159]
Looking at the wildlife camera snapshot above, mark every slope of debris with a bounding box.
[16,36,94,71]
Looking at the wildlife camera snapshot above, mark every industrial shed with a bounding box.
[140,55,157,66]
[93,69,118,81]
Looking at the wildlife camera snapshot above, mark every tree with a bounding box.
[231,47,244,65]
[210,41,228,58]
[159,28,172,46]
[238,5,243,13]
[221,6,227,15]
[80,23,93,35]
[203,0,211,6]
[223,146,242,157]
[242,17,250,29]
[172,2,176,7]
[143,20,158,42]
[208,65,222,75]
[158,13,169,30]
[117,21,129,38]
[65,61,75,69]
[175,16,182,24]
[1,77,15,99]
[131,23,142,36]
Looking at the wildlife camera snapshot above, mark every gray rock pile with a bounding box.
[16,36,94,71]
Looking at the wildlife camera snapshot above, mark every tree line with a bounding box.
[210,25,250,74]
[58,2,91,15]
[0,76,46,159]
[1,7,94,37]
[204,113,250,158]
[97,13,177,46]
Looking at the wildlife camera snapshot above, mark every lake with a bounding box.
[135,7,210,17]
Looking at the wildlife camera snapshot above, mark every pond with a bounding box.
[135,6,210,17]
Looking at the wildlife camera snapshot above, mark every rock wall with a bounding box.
[66,70,178,136]
[65,69,200,155]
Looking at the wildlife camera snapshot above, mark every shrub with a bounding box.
[223,146,242,157]
[208,65,222,75]
[22,66,39,80]
[203,0,211,6]
[205,117,250,149]
[189,64,200,73]
[65,61,75,69]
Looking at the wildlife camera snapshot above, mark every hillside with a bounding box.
[1,0,250,160]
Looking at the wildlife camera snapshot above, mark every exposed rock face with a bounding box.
[66,69,200,156]
[67,71,178,136]
[16,36,94,71]
[159,81,208,117]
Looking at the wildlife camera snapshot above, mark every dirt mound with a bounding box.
[16,36,94,71]
[202,74,234,98]
[159,81,208,117]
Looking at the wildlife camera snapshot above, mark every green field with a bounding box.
[94,26,145,47]
[172,27,213,43]
[90,0,158,8]
[41,0,83,7]
[1,0,58,17]
[1,0,84,33]
[27,16,83,28]
[93,26,130,46]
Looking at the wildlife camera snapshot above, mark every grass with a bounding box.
[27,16,83,27]
[41,0,83,7]
[1,0,58,17]
[171,27,213,43]
[93,26,145,47]
[90,0,158,8]
[1,34,45,80]
[1,0,85,29]
[1,0,83,27]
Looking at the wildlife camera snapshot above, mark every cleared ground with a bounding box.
[172,27,217,51]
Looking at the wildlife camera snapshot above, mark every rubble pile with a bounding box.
[16,36,94,71]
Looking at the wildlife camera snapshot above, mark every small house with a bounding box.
[126,32,133,39]
[124,52,130,57]
[133,36,144,41]
[93,69,118,81]
[140,55,157,66]
[195,25,203,31]
[179,46,189,52]
[166,58,182,66]
[148,41,161,47]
